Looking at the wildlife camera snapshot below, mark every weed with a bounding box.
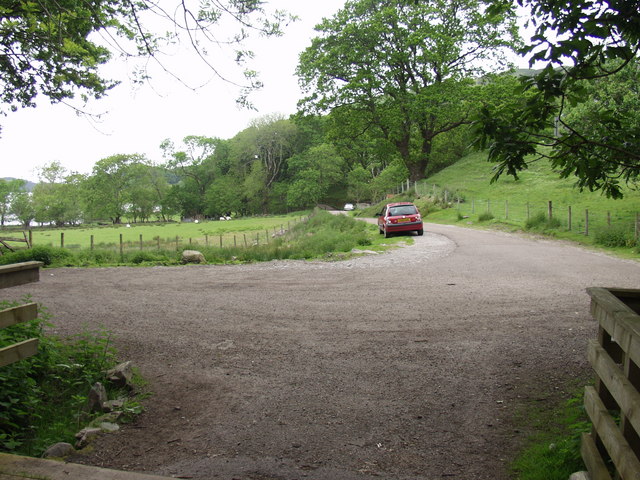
[0,299,136,456]
[525,212,562,232]
[594,225,636,248]
[478,212,495,222]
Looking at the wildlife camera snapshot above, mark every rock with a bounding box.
[99,422,120,433]
[106,361,134,389]
[102,399,125,413]
[42,442,74,458]
[181,250,206,264]
[569,473,590,480]
[75,427,102,449]
[87,382,107,413]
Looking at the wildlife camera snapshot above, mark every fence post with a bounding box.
[205,234,209,246]
[505,200,509,220]
[176,236,179,251]
[140,234,143,250]
[157,236,160,250]
[219,235,222,248]
[119,233,124,259]
[61,232,64,249]
[234,235,237,247]
[256,233,260,246]
[244,234,247,247]
[585,209,589,236]
[90,235,94,251]
[548,201,553,220]
[568,206,572,231]
[607,211,611,227]
[29,230,32,247]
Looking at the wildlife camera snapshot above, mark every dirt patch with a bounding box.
[3,223,640,479]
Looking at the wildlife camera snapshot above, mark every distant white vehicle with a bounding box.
[344,203,355,211]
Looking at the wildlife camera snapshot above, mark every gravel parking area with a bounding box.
[3,223,640,480]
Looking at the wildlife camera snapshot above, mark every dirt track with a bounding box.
[3,222,640,480]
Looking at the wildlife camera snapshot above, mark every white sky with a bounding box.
[0,1,531,182]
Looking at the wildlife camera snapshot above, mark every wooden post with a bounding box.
[61,232,64,248]
[205,234,209,246]
[266,230,269,243]
[505,200,509,220]
[607,211,611,227]
[28,230,32,247]
[256,233,260,246]
[234,235,237,247]
[140,234,143,250]
[219,235,222,248]
[119,233,123,259]
[585,209,589,236]
[548,201,553,220]
[568,206,572,231]
[189,238,192,246]
[157,236,161,250]
[91,235,94,251]
[176,235,179,251]
[244,234,247,247]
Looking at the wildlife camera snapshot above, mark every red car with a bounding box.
[377,202,424,238]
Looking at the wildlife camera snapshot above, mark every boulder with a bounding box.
[181,250,206,264]
[569,473,590,480]
[42,442,74,458]
[106,361,134,389]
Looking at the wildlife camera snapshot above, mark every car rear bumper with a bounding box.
[385,221,423,232]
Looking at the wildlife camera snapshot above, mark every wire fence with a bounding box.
[389,179,640,238]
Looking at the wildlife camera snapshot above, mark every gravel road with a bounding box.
[3,222,640,480]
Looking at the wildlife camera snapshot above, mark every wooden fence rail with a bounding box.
[583,287,640,480]
[0,303,39,367]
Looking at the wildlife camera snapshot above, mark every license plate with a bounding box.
[397,218,410,223]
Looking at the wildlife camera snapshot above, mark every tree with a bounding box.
[297,0,519,181]
[85,154,141,223]
[0,178,26,227]
[1,0,292,120]
[32,162,84,226]
[475,0,640,198]
[10,191,34,228]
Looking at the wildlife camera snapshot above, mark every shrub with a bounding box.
[525,212,562,232]
[594,225,636,248]
[478,211,495,222]
[0,246,72,266]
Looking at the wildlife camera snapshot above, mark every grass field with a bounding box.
[28,213,309,251]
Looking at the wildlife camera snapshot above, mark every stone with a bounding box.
[87,382,107,413]
[569,473,590,480]
[106,361,134,389]
[75,427,102,449]
[99,422,120,433]
[42,442,74,458]
[181,250,206,264]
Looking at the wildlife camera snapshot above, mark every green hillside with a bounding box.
[417,151,640,254]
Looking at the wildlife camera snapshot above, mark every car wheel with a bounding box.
[417,229,424,236]
[379,226,384,235]
[384,229,392,239]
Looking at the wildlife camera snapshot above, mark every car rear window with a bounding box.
[389,205,417,216]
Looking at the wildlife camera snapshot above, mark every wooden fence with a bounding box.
[583,287,640,479]
[0,261,43,367]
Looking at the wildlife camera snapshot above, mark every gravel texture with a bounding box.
[3,222,640,480]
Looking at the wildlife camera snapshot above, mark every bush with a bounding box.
[594,225,636,248]
[0,246,72,266]
[525,212,562,232]
[478,211,495,222]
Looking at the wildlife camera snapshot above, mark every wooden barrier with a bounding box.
[0,303,39,367]
[0,261,44,289]
[0,231,31,253]
[583,287,640,480]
